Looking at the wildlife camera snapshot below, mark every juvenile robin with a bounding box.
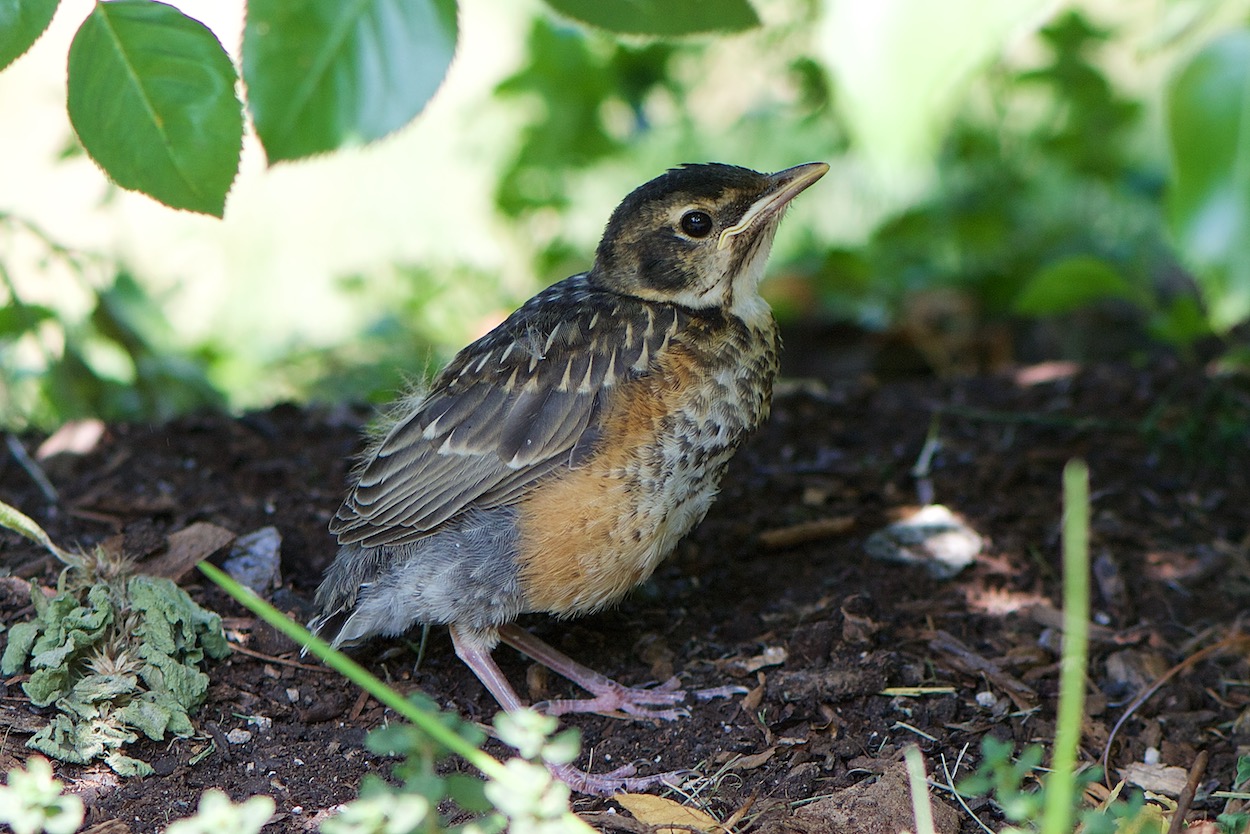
[311,161,828,794]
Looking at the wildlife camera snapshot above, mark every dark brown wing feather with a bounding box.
[330,275,683,547]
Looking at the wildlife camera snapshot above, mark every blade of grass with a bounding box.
[197,561,506,781]
[905,745,938,834]
[1041,459,1090,834]
[0,498,75,564]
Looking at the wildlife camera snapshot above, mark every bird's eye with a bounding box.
[680,210,713,238]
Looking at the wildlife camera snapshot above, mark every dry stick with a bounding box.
[1102,633,1250,785]
[757,516,854,550]
[1166,749,1210,834]
[227,642,335,673]
[5,435,58,503]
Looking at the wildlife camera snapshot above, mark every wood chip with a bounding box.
[758,516,855,550]
[722,646,787,676]
[1122,761,1189,797]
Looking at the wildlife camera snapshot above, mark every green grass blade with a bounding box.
[0,498,74,564]
[197,561,505,780]
[1041,460,1090,834]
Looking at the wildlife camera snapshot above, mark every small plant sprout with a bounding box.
[163,790,276,834]
[0,756,85,834]
[0,499,230,774]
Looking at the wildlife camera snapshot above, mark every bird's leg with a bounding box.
[448,625,690,795]
[497,624,743,721]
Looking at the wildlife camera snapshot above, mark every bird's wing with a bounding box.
[330,281,683,547]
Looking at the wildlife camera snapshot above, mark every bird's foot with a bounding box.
[537,676,689,721]
[549,761,694,796]
[538,678,748,720]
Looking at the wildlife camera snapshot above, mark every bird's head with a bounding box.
[589,162,827,317]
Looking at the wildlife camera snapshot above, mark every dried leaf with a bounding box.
[724,646,788,676]
[728,747,777,770]
[142,522,236,581]
[616,794,720,834]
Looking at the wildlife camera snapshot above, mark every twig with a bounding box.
[1102,632,1249,785]
[758,516,854,550]
[205,722,232,763]
[1166,749,1209,834]
[5,436,58,503]
[227,643,334,673]
[929,630,1037,711]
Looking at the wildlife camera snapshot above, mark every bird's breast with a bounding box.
[513,315,779,617]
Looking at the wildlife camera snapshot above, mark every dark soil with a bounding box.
[3,356,1249,833]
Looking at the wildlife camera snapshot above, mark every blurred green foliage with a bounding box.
[0,216,223,429]
[1165,28,1250,332]
[2,1,1249,429]
[824,12,1198,351]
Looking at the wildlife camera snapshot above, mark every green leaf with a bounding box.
[320,793,431,834]
[0,0,58,71]
[0,620,39,675]
[128,575,230,662]
[1149,295,1211,346]
[30,709,141,768]
[67,673,140,705]
[243,0,457,163]
[0,756,85,834]
[66,1,242,216]
[1014,255,1133,315]
[541,0,759,36]
[103,751,154,777]
[0,303,55,340]
[23,668,69,707]
[164,791,275,834]
[1166,30,1250,332]
[116,697,171,740]
[445,773,493,813]
[137,652,211,708]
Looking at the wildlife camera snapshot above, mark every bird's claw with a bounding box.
[536,678,691,721]
[550,762,695,796]
[536,676,747,720]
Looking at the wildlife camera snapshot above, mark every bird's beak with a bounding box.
[718,162,829,251]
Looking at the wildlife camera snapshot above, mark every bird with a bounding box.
[310,161,828,794]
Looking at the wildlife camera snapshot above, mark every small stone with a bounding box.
[226,728,253,744]
[864,504,981,579]
[222,526,283,595]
